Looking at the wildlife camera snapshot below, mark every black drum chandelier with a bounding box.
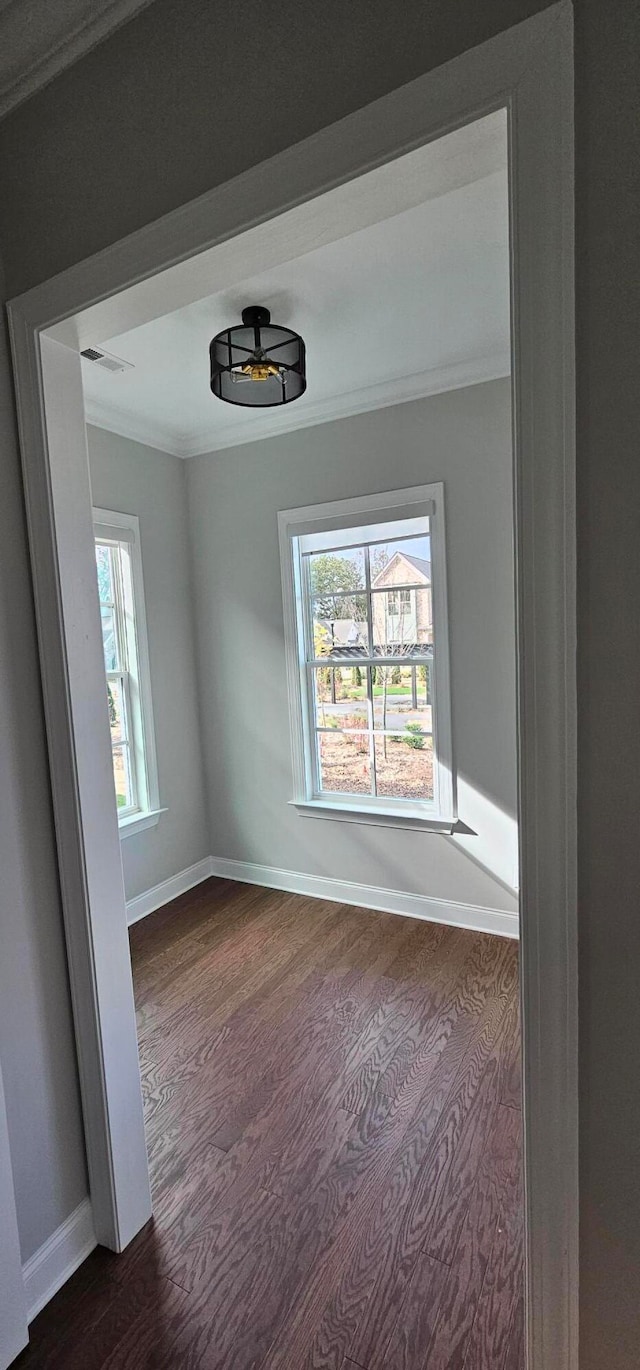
[209,305,306,408]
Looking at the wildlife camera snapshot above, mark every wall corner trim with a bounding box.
[23,1197,96,1323]
[125,856,213,925]
[208,855,519,939]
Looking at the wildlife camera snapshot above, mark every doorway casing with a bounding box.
[7,5,576,1366]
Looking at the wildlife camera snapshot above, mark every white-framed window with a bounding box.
[93,508,162,838]
[278,484,455,831]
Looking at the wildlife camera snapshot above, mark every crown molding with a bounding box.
[84,397,186,456]
[84,351,511,460]
[0,0,155,120]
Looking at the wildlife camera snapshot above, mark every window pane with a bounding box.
[312,597,369,657]
[100,605,118,672]
[308,547,365,598]
[317,730,371,795]
[107,677,129,744]
[371,587,432,651]
[372,664,433,733]
[374,732,434,801]
[112,744,134,810]
[312,668,369,729]
[369,533,430,585]
[95,543,114,605]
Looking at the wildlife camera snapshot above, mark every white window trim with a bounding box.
[93,507,161,837]
[118,806,166,838]
[278,483,455,831]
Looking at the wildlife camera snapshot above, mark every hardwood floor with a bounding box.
[18,879,523,1368]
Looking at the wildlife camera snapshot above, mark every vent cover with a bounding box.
[80,347,134,373]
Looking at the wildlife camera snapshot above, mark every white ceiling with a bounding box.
[81,114,510,459]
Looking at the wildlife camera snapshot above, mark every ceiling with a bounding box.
[80,115,510,459]
[0,0,153,119]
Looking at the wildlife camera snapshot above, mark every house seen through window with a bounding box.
[280,485,454,825]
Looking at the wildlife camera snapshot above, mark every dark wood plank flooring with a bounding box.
[18,878,523,1368]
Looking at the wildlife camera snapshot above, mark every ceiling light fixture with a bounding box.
[210,305,306,407]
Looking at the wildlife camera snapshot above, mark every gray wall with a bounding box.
[0,2,638,1362]
[87,426,210,902]
[188,382,518,915]
[0,0,552,296]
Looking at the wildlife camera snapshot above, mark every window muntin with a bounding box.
[94,511,158,827]
[281,490,453,822]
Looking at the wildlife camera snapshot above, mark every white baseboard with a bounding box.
[208,856,519,939]
[23,1198,96,1323]
[126,856,213,926]
[125,852,518,938]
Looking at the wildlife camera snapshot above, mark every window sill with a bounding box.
[289,799,456,834]
[118,806,167,840]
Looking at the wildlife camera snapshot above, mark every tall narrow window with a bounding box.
[279,485,455,829]
[93,508,160,835]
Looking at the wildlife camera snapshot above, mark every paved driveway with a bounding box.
[319,695,431,731]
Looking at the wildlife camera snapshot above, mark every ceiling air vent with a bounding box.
[80,347,134,373]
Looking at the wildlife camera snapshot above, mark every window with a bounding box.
[93,508,161,837]
[279,484,455,829]
[388,588,411,615]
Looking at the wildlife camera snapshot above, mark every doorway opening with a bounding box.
[73,112,522,1364]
